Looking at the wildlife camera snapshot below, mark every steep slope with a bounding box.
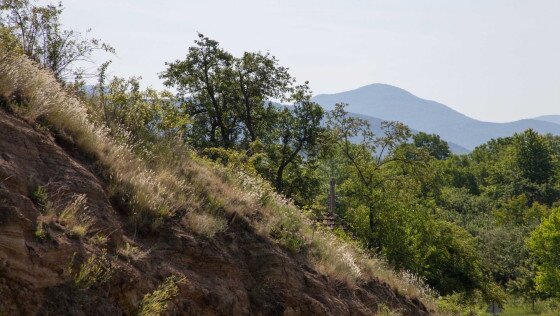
[0,49,432,314]
[0,99,431,316]
[313,84,560,150]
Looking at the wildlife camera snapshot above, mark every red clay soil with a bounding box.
[0,108,431,315]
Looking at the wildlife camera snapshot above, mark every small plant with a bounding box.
[185,212,226,238]
[269,207,306,253]
[117,242,145,261]
[377,303,401,316]
[59,194,92,238]
[31,186,49,213]
[73,249,113,290]
[137,276,181,316]
[34,219,48,240]
[89,233,108,247]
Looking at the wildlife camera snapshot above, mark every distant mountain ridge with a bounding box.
[534,115,560,125]
[312,84,560,150]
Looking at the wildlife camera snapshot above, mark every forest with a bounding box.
[2,0,560,314]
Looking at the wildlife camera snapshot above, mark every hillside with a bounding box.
[0,41,432,315]
[313,84,560,150]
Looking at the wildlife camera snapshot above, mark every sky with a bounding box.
[59,0,560,123]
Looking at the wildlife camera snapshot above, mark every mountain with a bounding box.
[534,115,560,125]
[313,84,560,150]
[347,111,469,154]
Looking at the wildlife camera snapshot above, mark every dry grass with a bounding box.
[59,194,93,238]
[0,44,439,311]
[0,47,192,233]
[184,212,226,238]
[117,242,147,261]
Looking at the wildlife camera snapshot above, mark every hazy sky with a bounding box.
[60,0,560,122]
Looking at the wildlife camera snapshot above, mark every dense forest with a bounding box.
[2,0,560,314]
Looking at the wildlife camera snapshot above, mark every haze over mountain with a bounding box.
[313,84,560,150]
[534,115,560,126]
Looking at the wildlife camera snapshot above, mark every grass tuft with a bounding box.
[73,250,113,290]
[138,276,181,316]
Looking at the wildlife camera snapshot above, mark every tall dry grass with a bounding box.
[0,44,439,311]
[0,46,191,232]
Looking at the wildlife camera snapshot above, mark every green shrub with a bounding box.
[31,186,49,213]
[138,276,181,316]
[73,250,113,290]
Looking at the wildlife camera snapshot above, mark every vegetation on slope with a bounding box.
[4,1,560,314]
[0,7,438,316]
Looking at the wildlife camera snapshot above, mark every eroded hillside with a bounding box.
[0,49,432,315]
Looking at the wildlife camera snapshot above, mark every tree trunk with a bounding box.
[369,205,375,231]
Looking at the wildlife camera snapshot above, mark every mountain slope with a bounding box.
[534,115,560,125]
[348,111,469,154]
[313,84,560,150]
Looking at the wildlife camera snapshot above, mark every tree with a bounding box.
[160,34,294,149]
[160,33,238,148]
[515,129,553,184]
[413,131,451,160]
[0,0,113,81]
[527,207,560,297]
[267,83,323,193]
[233,51,292,145]
[327,103,425,233]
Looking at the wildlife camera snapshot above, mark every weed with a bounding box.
[34,219,48,241]
[89,233,108,247]
[59,194,92,238]
[31,186,48,213]
[137,276,181,316]
[377,303,402,316]
[117,242,145,261]
[73,249,113,290]
[185,212,226,238]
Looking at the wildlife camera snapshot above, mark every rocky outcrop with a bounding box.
[0,109,430,315]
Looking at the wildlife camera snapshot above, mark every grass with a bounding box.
[31,186,49,213]
[500,299,560,316]
[137,276,181,316]
[117,242,146,261]
[59,194,93,239]
[184,212,226,238]
[73,250,113,290]
[0,46,192,234]
[0,43,440,312]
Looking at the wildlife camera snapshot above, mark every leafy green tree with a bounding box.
[327,103,426,232]
[515,129,554,185]
[91,74,188,145]
[268,83,323,192]
[160,33,238,148]
[527,207,560,297]
[413,131,451,160]
[233,51,292,144]
[0,0,113,80]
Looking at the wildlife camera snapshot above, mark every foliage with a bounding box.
[0,0,114,81]
[59,194,92,238]
[73,250,113,289]
[527,208,560,297]
[413,131,451,160]
[31,185,48,212]
[137,276,181,316]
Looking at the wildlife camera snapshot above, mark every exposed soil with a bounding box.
[0,108,430,315]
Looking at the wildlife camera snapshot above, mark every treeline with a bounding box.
[3,0,560,313]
